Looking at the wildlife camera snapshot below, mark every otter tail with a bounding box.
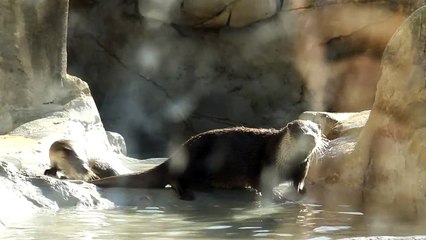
[90,161,169,189]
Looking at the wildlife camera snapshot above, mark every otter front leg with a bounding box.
[170,179,195,201]
[291,160,309,194]
[44,167,68,180]
[44,167,59,178]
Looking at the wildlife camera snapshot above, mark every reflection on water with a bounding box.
[2,192,426,239]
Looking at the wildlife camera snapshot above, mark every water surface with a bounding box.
[2,189,426,239]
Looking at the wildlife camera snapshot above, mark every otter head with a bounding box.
[275,120,325,193]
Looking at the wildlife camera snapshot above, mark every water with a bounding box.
[2,188,426,240]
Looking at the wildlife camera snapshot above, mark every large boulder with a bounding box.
[304,5,426,219]
[355,5,426,218]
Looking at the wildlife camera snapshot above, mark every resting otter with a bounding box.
[44,140,119,181]
[91,120,327,200]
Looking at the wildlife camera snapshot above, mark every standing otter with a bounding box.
[91,120,327,200]
[44,140,119,181]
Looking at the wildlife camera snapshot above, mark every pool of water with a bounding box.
[2,188,426,240]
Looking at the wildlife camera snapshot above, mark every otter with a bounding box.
[44,140,119,181]
[91,120,327,200]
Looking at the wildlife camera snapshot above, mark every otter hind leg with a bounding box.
[88,158,119,178]
[84,171,100,181]
[91,161,170,188]
[170,180,195,201]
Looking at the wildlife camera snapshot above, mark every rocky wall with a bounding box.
[0,0,134,224]
[356,5,426,218]
[67,0,424,157]
[0,0,68,134]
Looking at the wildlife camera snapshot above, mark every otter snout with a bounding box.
[287,121,304,136]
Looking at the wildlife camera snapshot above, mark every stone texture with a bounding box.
[301,111,370,209]
[0,0,137,223]
[106,131,128,155]
[303,111,369,184]
[185,0,281,28]
[3,0,426,224]
[354,5,426,218]
[68,0,416,157]
[137,0,282,28]
[303,6,426,219]
[0,0,68,134]
[300,111,370,138]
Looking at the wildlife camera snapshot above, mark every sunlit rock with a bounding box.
[304,111,369,191]
[0,0,130,221]
[180,0,235,27]
[0,160,113,225]
[137,0,282,28]
[0,76,129,215]
[106,131,128,155]
[354,5,426,218]
[305,5,426,219]
[300,111,370,138]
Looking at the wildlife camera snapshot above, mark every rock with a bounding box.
[180,0,235,26]
[304,5,426,219]
[138,0,184,24]
[227,0,280,28]
[183,0,281,28]
[0,0,134,222]
[304,111,368,184]
[0,160,113,225]
[0,0,68,134]
[353,5,426,218]
[106,131,128,155]
[68,1,413,157]
[297,110,370,208]
[299,111,370,138]
[137,0,282,28]
[0,83,130,212]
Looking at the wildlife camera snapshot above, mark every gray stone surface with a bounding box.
[0,0,135,224]
[0,0,68,134]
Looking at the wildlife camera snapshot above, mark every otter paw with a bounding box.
[86,174,100,182]
[44,168,59,178]
[179,190,195,201]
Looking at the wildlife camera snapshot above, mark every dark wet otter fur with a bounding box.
[91,120,326,200]
[44,140,119,181]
